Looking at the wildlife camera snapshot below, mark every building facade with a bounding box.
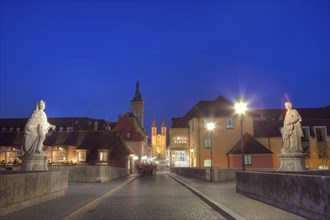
[151,119,167,159]
[170,96,330,170]
[0,81,150,171]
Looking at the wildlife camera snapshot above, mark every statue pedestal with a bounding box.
[21,153,48,171]
[278,152,307,171]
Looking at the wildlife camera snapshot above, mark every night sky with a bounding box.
[1,1,329,135]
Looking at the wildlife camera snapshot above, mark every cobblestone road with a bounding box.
[77,173,225,220]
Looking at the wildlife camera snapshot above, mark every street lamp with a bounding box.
[207,121,215,182]
[235,98,247,171]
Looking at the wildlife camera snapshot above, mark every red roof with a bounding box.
[227,133,273,155]
[112,112,144,141]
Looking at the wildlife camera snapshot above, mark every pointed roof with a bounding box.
[131,81,142,101]
[227,133,273,155]
[152,118,156,127]
[171,96,234,128]
[198,96,234,117]
[112,112,144,141]
[162,119,166,127]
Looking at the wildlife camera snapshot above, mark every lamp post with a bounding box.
[235,98,247,171]
[207,121,215,182]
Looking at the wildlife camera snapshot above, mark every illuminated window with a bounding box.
[204,159,211,167]
[99,151,108,161]
[204,119,211,128]
[204,138,211,148]
[175,151,185,162]
[77,151,86,162]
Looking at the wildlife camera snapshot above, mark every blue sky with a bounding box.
[1,0,329,134]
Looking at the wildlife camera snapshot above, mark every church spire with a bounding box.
[131,81,142,101]
[152,118,157,127]
[162,119,166,127]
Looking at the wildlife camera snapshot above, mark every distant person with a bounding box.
[281,102,304,153]
[22,100,56,155]
[13,159,18,167]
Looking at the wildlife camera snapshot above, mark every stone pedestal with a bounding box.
[278,152,307,171]
[21,153,48,171]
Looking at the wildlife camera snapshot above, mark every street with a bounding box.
[77,173,225,220]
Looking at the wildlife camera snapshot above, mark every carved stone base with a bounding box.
[21,153,48,171]
[278,152,307,171]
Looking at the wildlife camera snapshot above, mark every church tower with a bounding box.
[130,81,144,128]
[151,119,158,157]
[151,119,167,159]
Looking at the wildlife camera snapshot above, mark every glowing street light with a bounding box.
[207,121,215,182]
[235,97,247,171]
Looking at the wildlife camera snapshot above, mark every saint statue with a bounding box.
[22,100,55,155]
[280,101,304,153]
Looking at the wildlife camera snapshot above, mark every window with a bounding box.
[204,138,212,148]
[77,151,86,162]
[226,118,234,129]
[301,126,310,142]
[175,151,186,162]
[301,126,310,157]
[315,127,326,142]
[99,151,108,161]
[126,132,131,139]
[244,155,252,165]
[204,118,212,128]
[204,159,211,167]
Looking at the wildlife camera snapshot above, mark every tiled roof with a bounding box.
[0,117,112,131]
[198,96,234,117]
[112,112,144,141]
[171,96,251,128]
[0,132,24,146]
[227,133,273,155]
[171,100,212,128]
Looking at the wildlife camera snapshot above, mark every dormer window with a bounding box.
[126,132,132,139]
[301,126,310,142]
[314,126,327,142]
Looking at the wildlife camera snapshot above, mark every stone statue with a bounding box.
[22,100,55,155]
[280,101,304,153]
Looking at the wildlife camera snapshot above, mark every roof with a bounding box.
[112,112,144,141]
[0,130,133,155]
[198,96,234,117]
[171,100,212,128]
[131,81,143,101]
[171,96,253,128]
[227,133,273,155]
[0,117,112,132]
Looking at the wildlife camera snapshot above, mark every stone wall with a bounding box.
[236,171,330,220]
[0,170,68,216]
[49,165,129,182]
[171,167,207,181]
[171,167,275,182]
